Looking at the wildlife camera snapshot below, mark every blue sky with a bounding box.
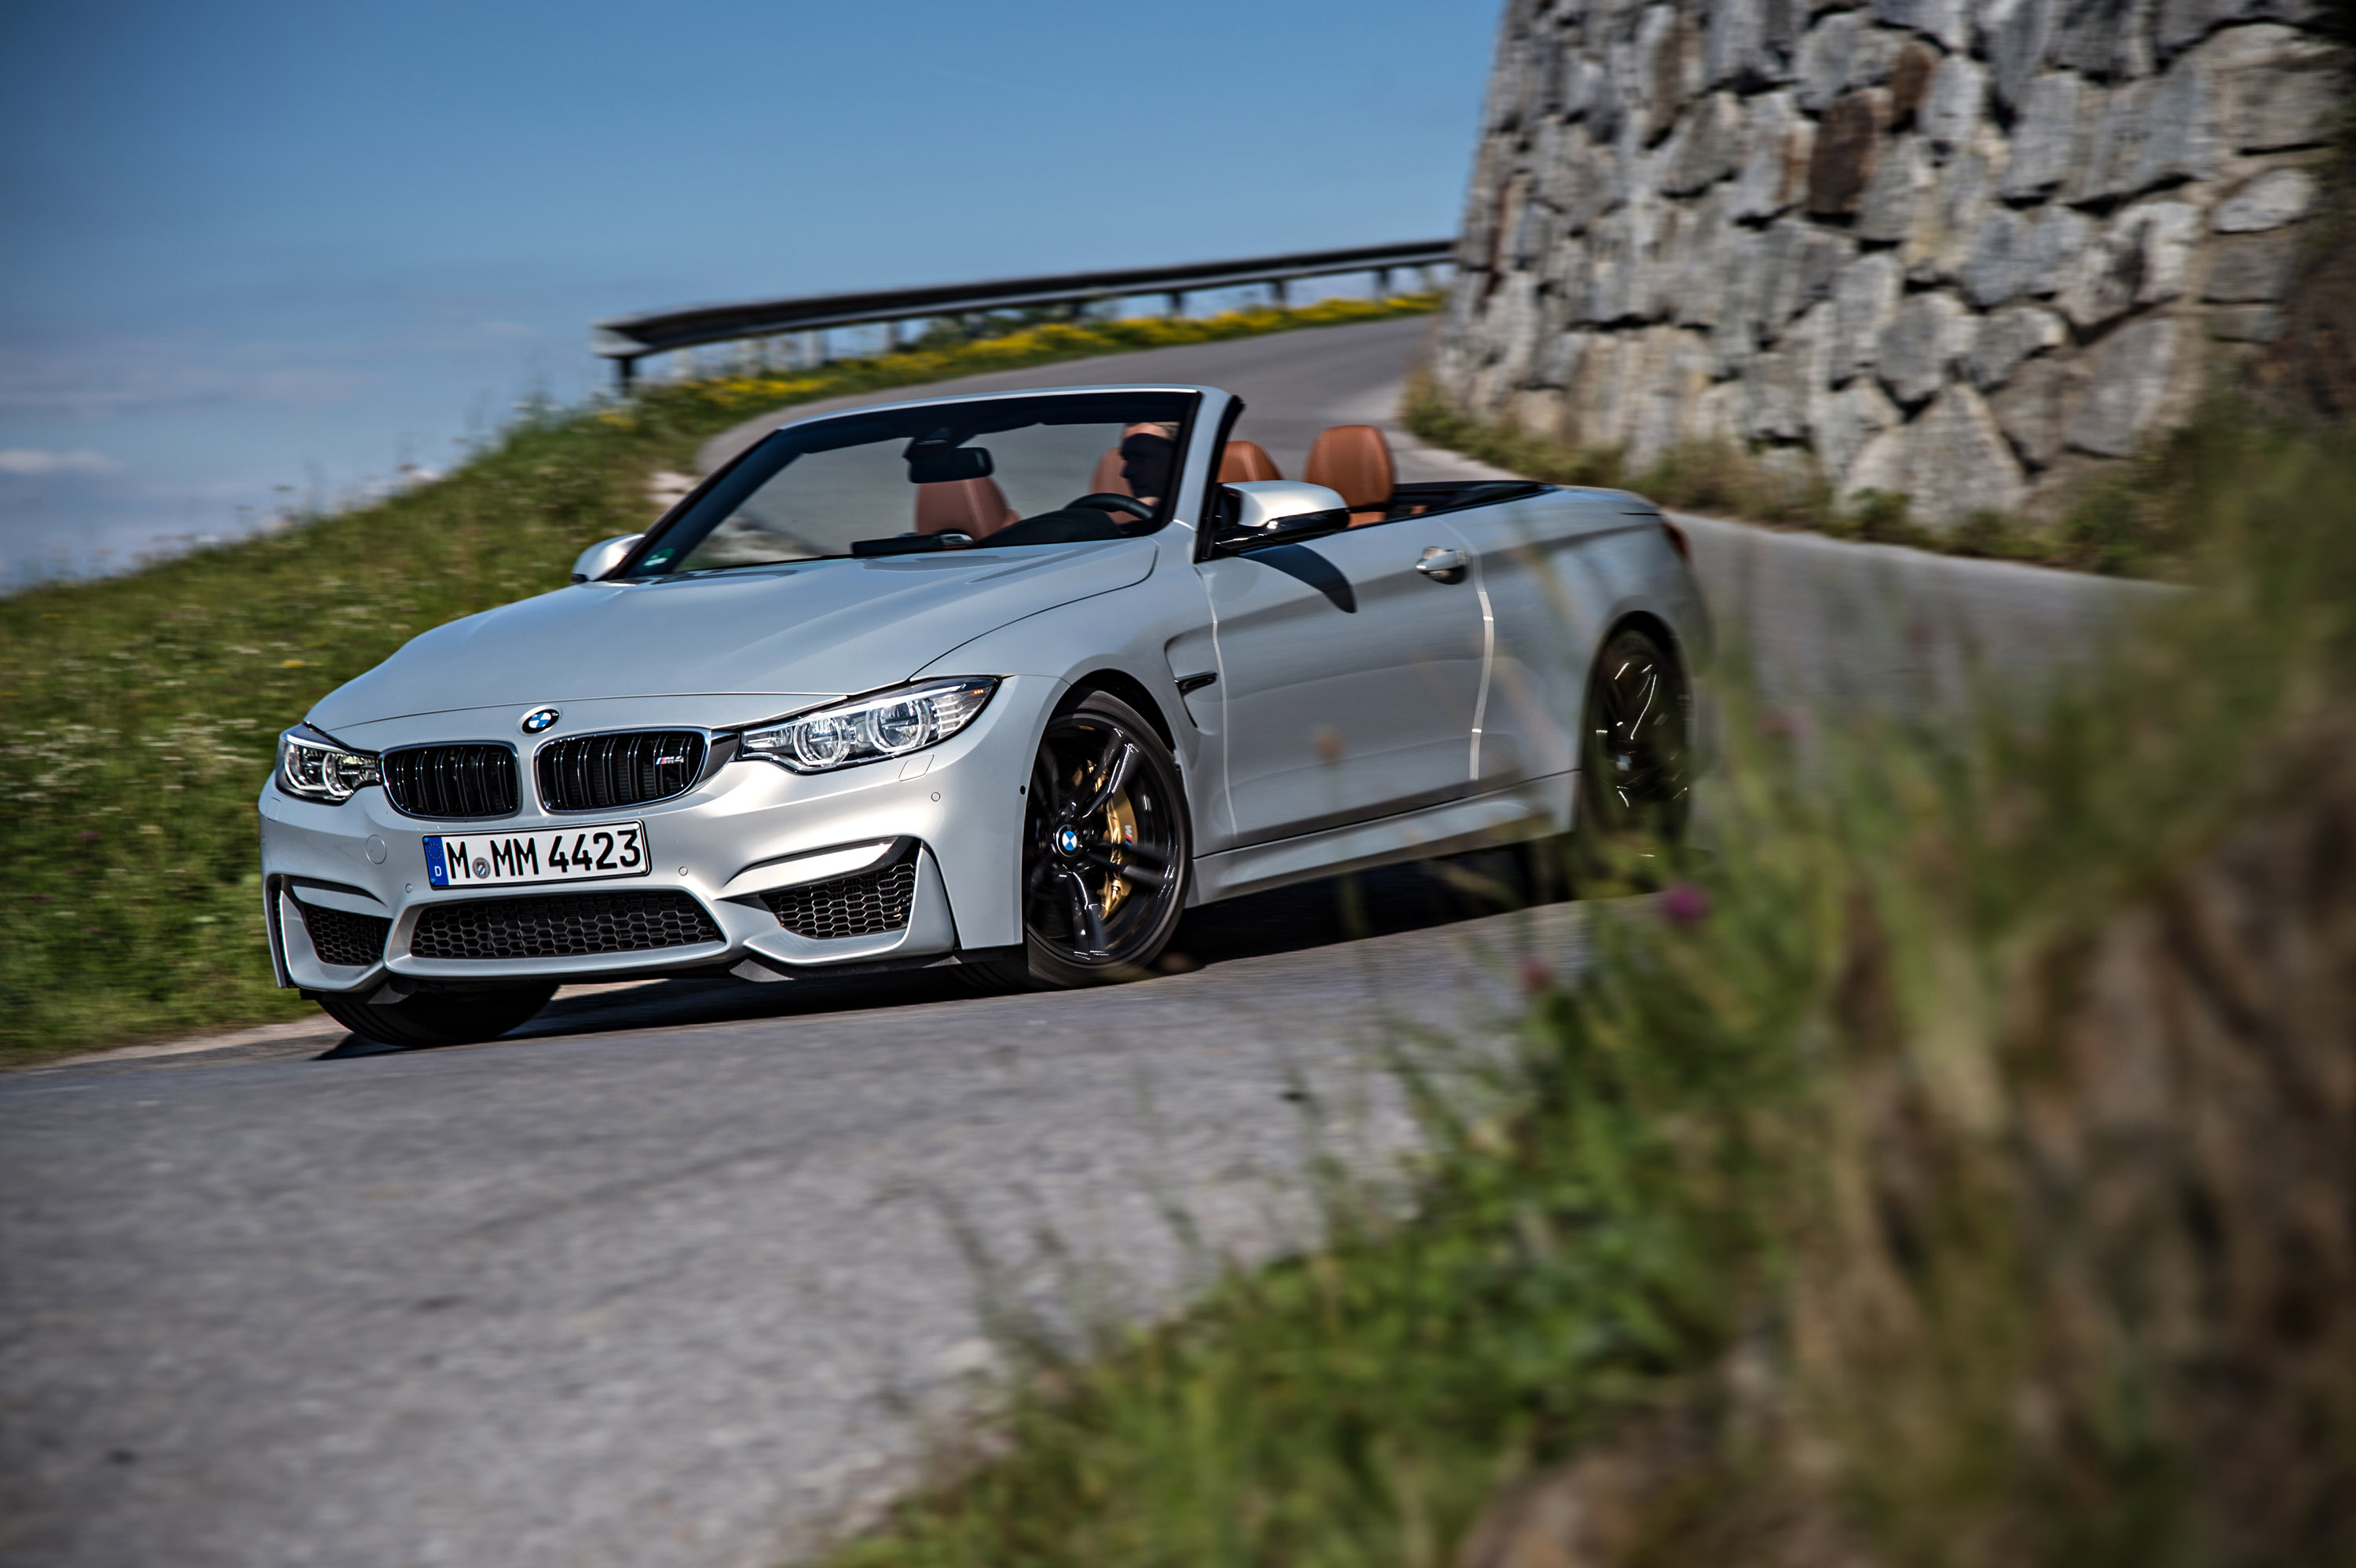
[0,0,1497,586]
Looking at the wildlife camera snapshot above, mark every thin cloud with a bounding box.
[0,448,125,476]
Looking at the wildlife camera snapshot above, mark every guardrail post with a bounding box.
[615,357,636,393]
[1271,279,1289,308]
[1165,291,1184,317]
[1374,266,1391,298]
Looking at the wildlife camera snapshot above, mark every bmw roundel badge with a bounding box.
[521,707,561,734]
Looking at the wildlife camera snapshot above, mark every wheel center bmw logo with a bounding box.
[521,707,561,734]
[1055,826,1081,855]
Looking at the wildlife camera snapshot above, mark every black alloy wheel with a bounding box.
[993,691,1190,989]
[315,981,558,1048]
[1580,622,1692,853]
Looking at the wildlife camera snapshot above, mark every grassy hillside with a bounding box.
[0,296,1436,1064]
[821,408,2356,1566]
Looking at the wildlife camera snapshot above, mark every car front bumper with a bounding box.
[258,675,1048,994]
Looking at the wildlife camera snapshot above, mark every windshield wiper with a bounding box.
[851,533,971,557]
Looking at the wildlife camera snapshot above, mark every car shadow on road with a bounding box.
[313,846,1567,1059]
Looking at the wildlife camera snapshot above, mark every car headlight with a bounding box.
[740,678,998,774]
[277,724,381,802]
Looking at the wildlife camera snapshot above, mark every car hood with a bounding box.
[310,539,1157,731]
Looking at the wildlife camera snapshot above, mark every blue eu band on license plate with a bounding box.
[422,821,649,889]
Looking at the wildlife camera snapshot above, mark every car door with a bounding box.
[1196,517,1487,846]
[1436,491,1636,791]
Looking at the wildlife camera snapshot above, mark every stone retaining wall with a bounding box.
[1435,0,2348,526]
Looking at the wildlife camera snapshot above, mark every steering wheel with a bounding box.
[1069,492,1154,521]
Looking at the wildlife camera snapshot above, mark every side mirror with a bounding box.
[572,533,644,583]
[1207,481,1352,556]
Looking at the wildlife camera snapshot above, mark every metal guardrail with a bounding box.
[591,239,1457,389]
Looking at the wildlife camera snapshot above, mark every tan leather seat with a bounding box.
[1217,440,1282,482]
[1304,425,1396,525]
[1088,448,1133,497]
[914,477,1020,538]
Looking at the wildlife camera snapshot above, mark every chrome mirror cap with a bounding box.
[571,533,644,583]
[1226,481,1347,533]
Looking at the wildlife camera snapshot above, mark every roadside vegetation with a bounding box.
[0,294,1437,1065]
[1402,374,2255,580]
[822,402,2356,1566]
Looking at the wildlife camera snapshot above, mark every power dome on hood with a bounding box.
[306,539,1155,730]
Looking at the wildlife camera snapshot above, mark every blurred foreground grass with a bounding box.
[824,407,2356,1566]
[0,295,1436,1064]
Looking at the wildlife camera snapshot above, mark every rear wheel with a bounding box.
[969,692,1190,990]
[1575,623,1692,880]
[315,981,558,1048]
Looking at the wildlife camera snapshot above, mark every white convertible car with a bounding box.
[259,384,1704,1045]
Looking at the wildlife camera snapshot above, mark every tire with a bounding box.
[315,981,558,1048]
[971,690,1191,990]
[1568,623,1692,887]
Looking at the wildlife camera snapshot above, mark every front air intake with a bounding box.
[409,889,722,960]
[760,847,919,941]
[294,900,391,967]
[379,744,519,820]
[536,730,708,813]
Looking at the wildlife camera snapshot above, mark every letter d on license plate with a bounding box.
[424,821,649,888]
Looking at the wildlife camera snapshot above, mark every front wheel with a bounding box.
[978,692,1191,989]
[315,981,558,1048]
[1576,623,1692,877]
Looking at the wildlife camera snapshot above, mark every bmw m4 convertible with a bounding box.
[259,383,1706,1045]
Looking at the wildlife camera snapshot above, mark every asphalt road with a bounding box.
[0,314,2146,1568]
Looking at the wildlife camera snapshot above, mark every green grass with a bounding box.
[818,404,2356,1565]
[0,294,1438,1065]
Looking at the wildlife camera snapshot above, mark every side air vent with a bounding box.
[537,730,708,813]
[295,900,390,967]
[410,889,722,961]
[380,744,519,820]
[761,848,918,941]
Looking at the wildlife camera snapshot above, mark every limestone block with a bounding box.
[1847,25,1905,89]
[1964,304,2069,388]
[2206,304,2282,340]
[1537,328,1594,390]
[1984,0,2059,111]
[1663,91,1746,194]
[2211,167,2318,231]
[1859,134,1934,243]
[1625,327,1718,468]
[2052,0,2157,79]
[1811,378,1904,480]
[1991,356,2084,467]
[2058,200,2197,327]
[1560,56,1607,122]
[1795,9,1860,109]
[1963,209,2030,307]
[2000,71,2089,198]
[1830,250,1906,382]
[1747,303,1832,440]
[1669,193,1738,327]
[1703,0,1767,90]
[1845,384,2029,524]
[1808,90,1890,215]
[2201,231,2303,300]
[2159,0,2332,58]
[1758,218,1850,336]
[1730,91,1816,218]
[1692,378,1751,445]
[1921,53,1988,157]
[1710,228,1770,372]
[2200,24,2350,152]
[2079,53,2219,196]
[2022,205,2098,296]
[1876,290,1971,404]
[1646,7,1706,141]
[1875,0,1970,50]
[2065,316,2191,455]
[1904,122,2009,283]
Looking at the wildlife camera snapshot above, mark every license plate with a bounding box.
[423,821,649,889]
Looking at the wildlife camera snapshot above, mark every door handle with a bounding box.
[1414,546,1468,583]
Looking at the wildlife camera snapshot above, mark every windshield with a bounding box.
[627,389,1200,576]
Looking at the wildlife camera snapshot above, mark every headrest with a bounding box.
[914,477,1020,538]
[1303,426,1396,515]
[1217,440,1282,482]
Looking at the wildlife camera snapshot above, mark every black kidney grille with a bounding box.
[762,850,918,941]
[380,744,518,820]
[409,890,721,960]
[296,900,391,967]
[537,730,708,813]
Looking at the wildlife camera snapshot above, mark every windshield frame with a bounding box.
[615,387,1207,579]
